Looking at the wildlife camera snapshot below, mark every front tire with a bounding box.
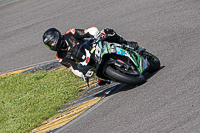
[145,52,160,73]
[105,65,146,85]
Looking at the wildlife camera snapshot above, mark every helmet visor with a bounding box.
[46,32,59,47]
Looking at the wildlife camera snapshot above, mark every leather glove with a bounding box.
[94,31,105,40]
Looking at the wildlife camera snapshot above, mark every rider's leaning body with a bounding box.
[43,27,139,85]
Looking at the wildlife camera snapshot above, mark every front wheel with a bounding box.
[105,65,146,85]
[144,52,160,73]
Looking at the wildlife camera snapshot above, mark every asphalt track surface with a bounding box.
[1,0,200,132]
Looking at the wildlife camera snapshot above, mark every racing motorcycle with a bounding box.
[71,39,160,85]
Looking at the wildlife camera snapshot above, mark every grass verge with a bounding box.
[0,70,85,133]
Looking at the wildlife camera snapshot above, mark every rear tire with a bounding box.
[105,65,146,85]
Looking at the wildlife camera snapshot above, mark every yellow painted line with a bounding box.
[31,96,104,133]
[0,66,37,78]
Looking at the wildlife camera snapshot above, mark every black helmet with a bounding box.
[43,28,62,51]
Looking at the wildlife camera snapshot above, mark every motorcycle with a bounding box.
[71,39,160,85]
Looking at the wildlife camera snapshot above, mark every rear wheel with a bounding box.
[145,52,160,73]
[105,65,146,85]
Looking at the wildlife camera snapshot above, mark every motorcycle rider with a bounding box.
[42,27,139,85]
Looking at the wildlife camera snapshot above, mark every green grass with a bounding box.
[0,70,85,133]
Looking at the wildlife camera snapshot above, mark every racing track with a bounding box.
[1,0,200,132]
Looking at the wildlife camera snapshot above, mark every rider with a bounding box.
[42,27,139,85]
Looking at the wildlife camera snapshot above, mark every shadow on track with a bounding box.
[105,66,165,96]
